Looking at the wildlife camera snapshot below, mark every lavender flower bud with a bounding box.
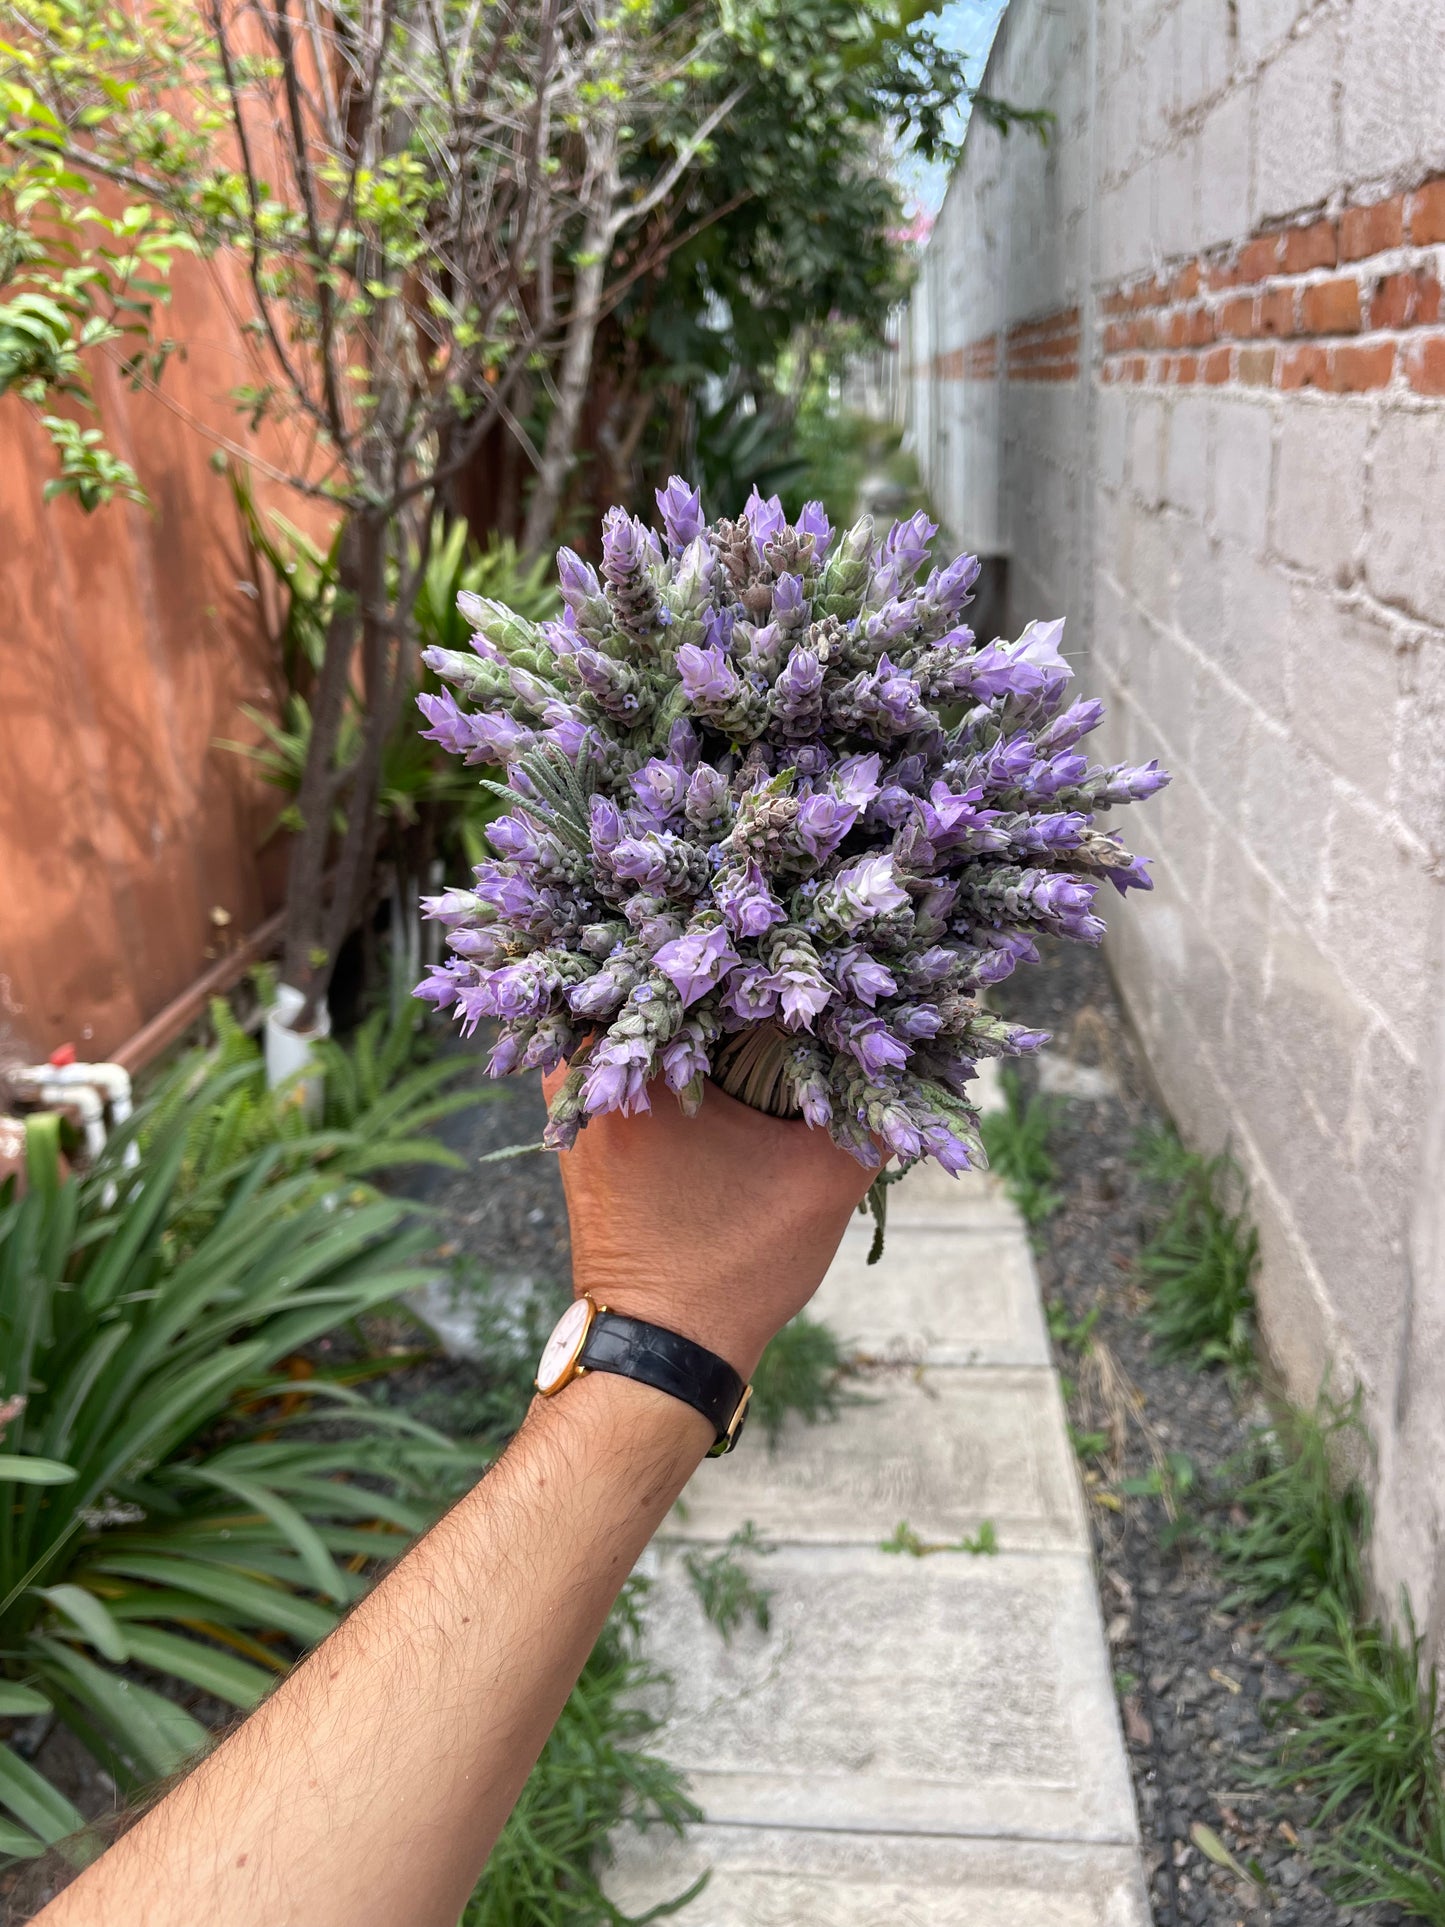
[772,573,807,630]
[630,756,690,824]
[722,963,782,1025]
[829,947,897,1006]
[813,853,909,937]
[656,475,706,552]
[743,487,787,547]
[715,859,786,938]
[768,645,825,741]
[601,507,662,641]
[764,928,834,1030]
[796,501,833,558]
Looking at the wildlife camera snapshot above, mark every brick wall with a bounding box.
[906,0,1445,1655]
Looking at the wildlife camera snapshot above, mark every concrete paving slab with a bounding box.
[815,1224,1050,1366]
[607,1827,1151,1927]
[885,1157,1019,1227]
[637,1544,1138,1846]
[667,1366,1086,1553]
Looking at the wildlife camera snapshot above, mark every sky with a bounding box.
[898,0,1010,214]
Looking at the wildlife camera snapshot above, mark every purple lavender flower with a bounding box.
[796,501,833,556]
[770,646,825,739]
[881,510,938,581]
[830,947,897,1006]
[816,853,909,933]
[794,793,858,864]
[417,689,474,757]
[1091,760,1170,804]
[416,485,1165,1189]
[631,757,689,824]
[676,642,739,707]
[830,1011,909,1079]
[743,487,787,547]
[715,859,785,937]
[654,924,738,1006]
[772,574,806,625]
[656,475,706,551]
[722,963,781,1025]
[487,812,541,861]
[920,551,981,618]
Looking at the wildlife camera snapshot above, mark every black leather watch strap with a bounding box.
[580,1312,750,1456]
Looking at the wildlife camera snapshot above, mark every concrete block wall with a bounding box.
[906,0,1445,1654]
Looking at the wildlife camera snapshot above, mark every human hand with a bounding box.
[541,1072,877,1378]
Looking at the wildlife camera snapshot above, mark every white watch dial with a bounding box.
[536,1297,592,1393]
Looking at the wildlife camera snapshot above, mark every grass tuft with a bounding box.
[980,1068,1063,1225]
[1135,1129,1257,1372]
[1212,1387,1445,1917]
[1215,1386,1367,1632]
[749,1313,850,1445]
[683,1524,773,1642]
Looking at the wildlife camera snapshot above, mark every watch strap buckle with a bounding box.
[707,1382,752,1458]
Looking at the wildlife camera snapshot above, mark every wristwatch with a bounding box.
[535,1294,753,1457]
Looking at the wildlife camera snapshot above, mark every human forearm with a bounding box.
[38,1375,712,1927]
[39,1078,874,1926]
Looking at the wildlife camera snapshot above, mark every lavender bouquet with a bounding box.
[415,480,1166,1246]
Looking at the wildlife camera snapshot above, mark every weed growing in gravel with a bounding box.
[1047,1298,1099,1353]
[1215,1387,1367,1633]
[1213,1389,1445,1918]
[981,1069,1063,1225]
[880,1519,998,1557]
[684,1524,773,1642]
[749,1312,851,1444]
[1135,1129,1257,1372]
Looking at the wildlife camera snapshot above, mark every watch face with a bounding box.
[536,1297,592,1394]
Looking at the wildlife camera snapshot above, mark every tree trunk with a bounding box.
[521,130,618,557]
[279,517,361,994]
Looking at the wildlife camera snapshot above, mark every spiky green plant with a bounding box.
[683,1524,772,1642]
[1215,1388,1367,1630]
[0,1121,477,1864]
[980,1069,1063,1225]
[1136,1131,1257,1371]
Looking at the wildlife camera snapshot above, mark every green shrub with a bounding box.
[142,993,486,1246]
[0,1121,477,1864]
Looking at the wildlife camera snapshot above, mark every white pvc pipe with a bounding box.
[263,983,331,1118]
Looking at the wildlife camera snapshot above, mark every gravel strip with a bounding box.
[995,941,1399,1927]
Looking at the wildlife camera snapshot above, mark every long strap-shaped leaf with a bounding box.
[86,1555,337,1644]
[0,1737,87,1846]
[176,1467,348,1602]
[33,1637,210,1780]
[104,1625,273,1712]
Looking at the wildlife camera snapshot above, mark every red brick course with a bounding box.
[926,171,1445,395]
[1096,168,1445,395]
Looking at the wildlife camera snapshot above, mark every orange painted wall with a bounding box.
[0,250,327,1062]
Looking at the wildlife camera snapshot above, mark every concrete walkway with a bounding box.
[607,1069,1151,1925]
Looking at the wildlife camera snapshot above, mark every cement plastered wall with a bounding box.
[906,0,1445,1649]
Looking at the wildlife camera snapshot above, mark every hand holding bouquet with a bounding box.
[416,481,1166,1215]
